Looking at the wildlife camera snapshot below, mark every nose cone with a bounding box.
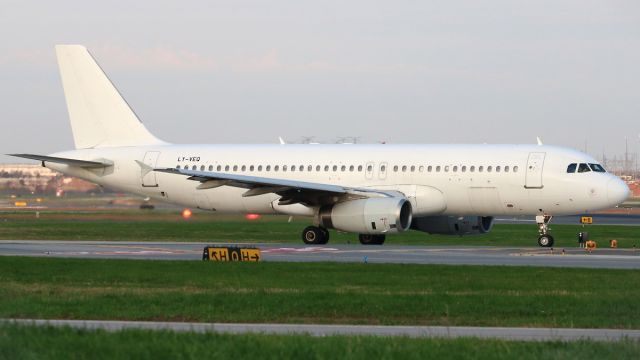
[607,178,630,206]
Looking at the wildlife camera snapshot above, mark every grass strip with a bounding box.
[1,257,639,328]
[0,214,639,248]
[1,323,639,360]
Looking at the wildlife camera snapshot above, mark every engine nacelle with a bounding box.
[411,215,494,236]
[319,198,412,234]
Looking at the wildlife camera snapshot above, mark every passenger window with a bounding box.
[358,165,363,172]
[436,166,441,172]
[381,165,386,172]
[324,165,329,171]
[349,165,354,172]
[274,165,279,171]
[496,166,501,172]
[283,165,288,172]
[208,165,213,171]
[266,165,271,171]
[504,166,509,172]
[291,166,295,172]
[232,165,238,171]
[487,166,492,173]
[192,165,197,170]
[367,165,373,172]
[479,166,483,172]
[513,166,518,172]
[461,166,466,172]
[453,166,458,172]
[578,163,590,173]
[567,163,577,173]
[249,165,254,171]
[410,165,415,172]
[470,166,475,172]
[444,166,449,172]
[428,166,433,172]
[419,166,424,172]
[316,165,321,171]
[216,165,221,171]
[402,165,407,172]
[258,165,263,171]
[341,165,346,171]
[308,165,313,171]
[394,165,399,172]
[333,165,338,171]
[241,165,246,171]
[225,165,230,171]
[300,165,304,171]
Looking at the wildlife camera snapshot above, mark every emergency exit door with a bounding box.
[525,152,545,189]
[141,151,161,187]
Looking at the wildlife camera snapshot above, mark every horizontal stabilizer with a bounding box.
[8,154,113,168]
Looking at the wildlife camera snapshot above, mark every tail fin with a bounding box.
[55,45,165,149]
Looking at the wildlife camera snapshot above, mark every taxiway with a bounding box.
[1,240,638,269]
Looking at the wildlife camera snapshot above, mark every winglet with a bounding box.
[536,137,543,146]
[278,137,286,145]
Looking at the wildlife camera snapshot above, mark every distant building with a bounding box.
[0,163,101,195]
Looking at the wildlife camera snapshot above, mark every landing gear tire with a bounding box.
[536,214,554,248]
[359,234,386,245]
[538,235,554,248]
[319,228,330,245]
[302,226,329,245]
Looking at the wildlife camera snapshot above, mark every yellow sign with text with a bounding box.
[580,216,593,224]
[203,247,261,262]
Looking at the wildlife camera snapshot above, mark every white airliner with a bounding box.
[11,45,630,247]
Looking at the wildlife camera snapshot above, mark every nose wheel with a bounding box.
[536,215,554,247]
[537,234,554,247]
[301,226,329,245]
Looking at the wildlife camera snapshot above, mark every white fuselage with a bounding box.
[46,143,627,217]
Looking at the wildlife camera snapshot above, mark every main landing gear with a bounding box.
[300,227,387,246]
[301,226,329,245]
[358,234,386,245]
[536,215,554,247]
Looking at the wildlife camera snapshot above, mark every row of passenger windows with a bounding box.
[176,163,520,174]
[566,163,606,173]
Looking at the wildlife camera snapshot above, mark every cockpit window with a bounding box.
[589,163,606,173]
[566,163,577,173]
[577,163,591,173]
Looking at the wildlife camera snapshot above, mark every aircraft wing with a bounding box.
[8,154,113,168]
[154,167,398,206]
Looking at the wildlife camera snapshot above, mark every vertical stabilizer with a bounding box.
[55,45,165,149]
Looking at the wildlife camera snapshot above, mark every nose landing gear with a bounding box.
[536,215,554,247]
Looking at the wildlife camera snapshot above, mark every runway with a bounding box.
[1,240,639,269]
[5,319,640,341]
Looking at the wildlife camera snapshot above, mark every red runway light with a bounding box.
[245,213,261,220]
[182,208,193,219]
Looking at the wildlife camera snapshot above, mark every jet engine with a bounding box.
[319,197,412,234]
[411,215,494,236]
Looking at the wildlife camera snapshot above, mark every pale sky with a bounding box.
[1,0,640,163]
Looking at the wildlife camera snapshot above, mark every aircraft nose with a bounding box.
[607,177,630,205]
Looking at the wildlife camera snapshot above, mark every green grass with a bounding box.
[1,324,639,360]
[2,257,639,328]
[0,211,639,247]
